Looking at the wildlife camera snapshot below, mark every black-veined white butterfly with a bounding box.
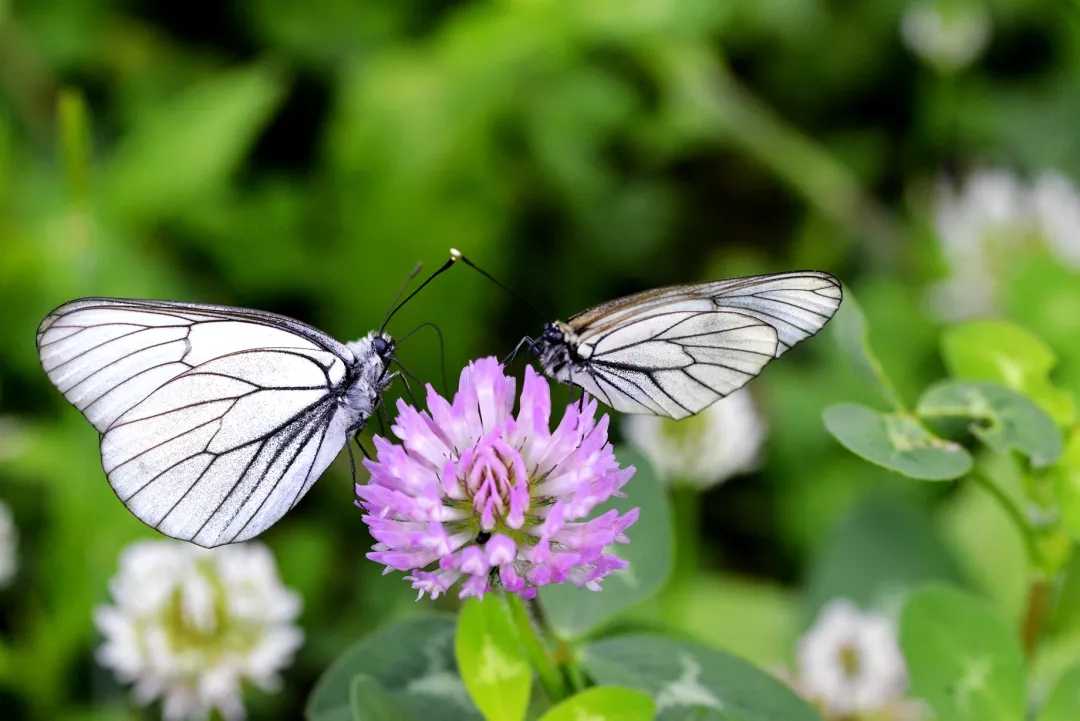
[36,258,457,547]
[522,271,842,419]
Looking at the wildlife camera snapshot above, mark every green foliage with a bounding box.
[101,64,286,222]
[455,596,532,721]
[829,288,906,410]
[918,381,1063,468]
[1056,429,1080,542]
[941,320,1075,427]
[536,687,654,721]
[900,586,1027,721]
[349,675,414,721]
[538,447,673,639]
[582,634,824,721]
[822,403,972,480]
[804,494,965,621]
[307,616,479,721]
[1038,662,1080,721]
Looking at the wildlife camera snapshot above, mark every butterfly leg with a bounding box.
[344,434,359,485]
[392,363,420,406]
[353,434,373,461]
[396,321,449,394]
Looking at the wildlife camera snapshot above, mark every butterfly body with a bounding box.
[37,298,396,547]
[341,332,396,433]
[531,271,842,420]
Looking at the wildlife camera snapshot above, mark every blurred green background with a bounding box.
[3,0,1080,719]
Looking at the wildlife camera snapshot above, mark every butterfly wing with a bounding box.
[696,271,843,356]
[566,271,841,418]
[37,298,357,546]
[573,309,779,419]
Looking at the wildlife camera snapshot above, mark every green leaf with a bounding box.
[456,596,532,721]
[101,64,285,221]
[1039,662,1080,721]
[804,493,964,621]
[538,447,673,638]
[537,687,654,721]
[307,615,480,721]
[823,403,972,480]
[917,380,1063,467]
[350,675,415,721]
[829,288,905,409]
[1054,428,1080,542]
[900,586,1027,721]
[942,320,1075,427]
[582,634,824,721]
[660,573,799,669]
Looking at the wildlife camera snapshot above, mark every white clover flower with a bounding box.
[0,416,27,462]
[0,500,17,587]
[901,0,991,73]
[95,540,303,721]
[796,600,908,718]
[928,168,1080,319]
[1031,171,1080,268]
[622,388,766,489]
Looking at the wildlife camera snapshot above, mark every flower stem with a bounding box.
[1021,577,1051,658]
[671,486,701,585]
[969,471,1053,656]
[506,594,568,702]
[646,43,898,252]
[969,471,1043,569]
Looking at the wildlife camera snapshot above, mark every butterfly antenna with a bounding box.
[397,321,449,394]
[453,249,541,317]
[380,251,462,333]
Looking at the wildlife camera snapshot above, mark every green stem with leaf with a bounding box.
[969,470,1051,656]
[507,594,569,702]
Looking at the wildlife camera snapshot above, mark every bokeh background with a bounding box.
[2,1,1080,719]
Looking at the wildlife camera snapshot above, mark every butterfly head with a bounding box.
[371,333,395,361]
[534,321,580,380]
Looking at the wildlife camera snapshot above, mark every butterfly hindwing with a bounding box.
[576,310,779,419]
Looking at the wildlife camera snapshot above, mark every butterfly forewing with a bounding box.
[560,271,841,419]
[699,271,842,355]
[37,298,360,547]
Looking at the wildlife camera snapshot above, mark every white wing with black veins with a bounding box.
[37,298,357,547]
[567,271,842,419]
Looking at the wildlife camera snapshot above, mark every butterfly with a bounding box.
[36,297,401,547]
[526,271,842,419]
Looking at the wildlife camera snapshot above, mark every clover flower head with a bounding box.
[796,599,910,718]
[357,357,638,600]
[929,168,1080,318]
[623,388,766,489]
[901,0,991,73]
[95,541,303,721]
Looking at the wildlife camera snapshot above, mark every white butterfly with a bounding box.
[530,271,842,419]
[37,298,396,547]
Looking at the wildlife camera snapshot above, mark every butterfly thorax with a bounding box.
[535,321,588,382]
[341,331,395,431]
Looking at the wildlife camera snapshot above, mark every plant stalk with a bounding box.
[506,593,568,702]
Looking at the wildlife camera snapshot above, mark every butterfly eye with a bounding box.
[542,323,562,343]
[372,336,391,357]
